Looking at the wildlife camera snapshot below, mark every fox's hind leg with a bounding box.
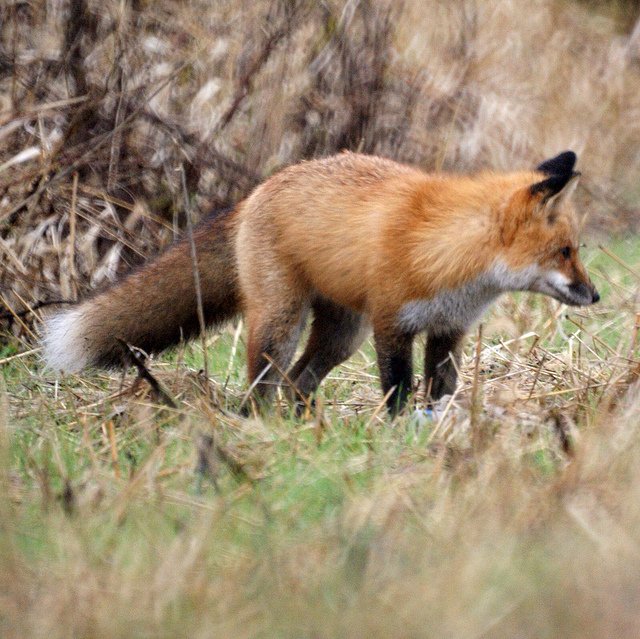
[424,330,464,403]
[245,298,309,408]
[286,298,367,407]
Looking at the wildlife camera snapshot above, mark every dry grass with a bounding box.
[2,1,640,637]
[1,235,639,638]
[1,0,640,327]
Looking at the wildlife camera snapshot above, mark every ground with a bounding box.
[2,236,639,638]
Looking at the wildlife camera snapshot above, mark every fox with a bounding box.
[43,150,599,415]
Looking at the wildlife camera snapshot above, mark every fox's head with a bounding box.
[498,151,600,306]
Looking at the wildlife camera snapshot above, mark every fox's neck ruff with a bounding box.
[395,256,540,336]
[403,201,499,298]
[401,170,545,293]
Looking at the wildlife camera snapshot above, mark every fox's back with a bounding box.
[235,151,585,316]
[237,153,424,310]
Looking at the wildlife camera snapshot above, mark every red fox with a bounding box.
[43,151,599,414]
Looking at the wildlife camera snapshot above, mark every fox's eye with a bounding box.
[560,246,571,259]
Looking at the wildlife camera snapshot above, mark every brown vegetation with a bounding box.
[2,267,640,637]
[1,0,639,329]
[2,5,640,635]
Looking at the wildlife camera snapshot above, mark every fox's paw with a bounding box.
[409,407,435,428]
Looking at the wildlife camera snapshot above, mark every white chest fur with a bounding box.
[396,276,501,335]
[395,261,540,335]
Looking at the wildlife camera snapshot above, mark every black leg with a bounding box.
[424,330,464,402]
[374,328,414,416]
[287,299,365,406]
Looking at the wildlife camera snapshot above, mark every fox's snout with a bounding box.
[532,268,600,307]
[568,280,600,305]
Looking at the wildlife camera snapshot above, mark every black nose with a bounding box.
[592,290,600,304]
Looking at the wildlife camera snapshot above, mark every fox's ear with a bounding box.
[530,150,580,210]
[536,150,577,177]
[530,171,580,202]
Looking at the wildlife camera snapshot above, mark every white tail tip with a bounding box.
[42,308,91,373]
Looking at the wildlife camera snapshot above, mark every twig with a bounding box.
[426,389,459,444]
[140,110,260,187]
[116,339,177,408]
[261,352,314,416]
[0,348,41,366]
[238,363,273,414]
[565,315,619,358]
[107,70,125,193]
[215,442,252,482]
[0,235,28,274]
[0,299,74,322]
[195,433,219,493]
[527,380,622,400]
[215,24,292,132]
[0,294,38,341]
[364,386,396,430]
[527,353,548,401]
[627,312,640,360]
[196,429,252,489]
[597,244,640,280]
[470,323,483,450]
[224,319,244,391]
[66,172,79,300]
[550,409,576,457]
[0,95,89,125]
[180,165,209,384]
[107,419,120,479]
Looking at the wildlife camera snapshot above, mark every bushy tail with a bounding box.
[43,209,240,372]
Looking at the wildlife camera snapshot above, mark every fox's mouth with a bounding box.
[538,279,599,307]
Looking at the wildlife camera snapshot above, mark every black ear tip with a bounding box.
[536,151,577,176]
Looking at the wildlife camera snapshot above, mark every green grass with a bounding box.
[2,236,640,638]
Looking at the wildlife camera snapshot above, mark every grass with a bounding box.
[2,0,640,323]
[1,235,639,638]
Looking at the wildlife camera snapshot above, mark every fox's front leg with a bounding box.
[424,330,464,403]
[373,324,415,416]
